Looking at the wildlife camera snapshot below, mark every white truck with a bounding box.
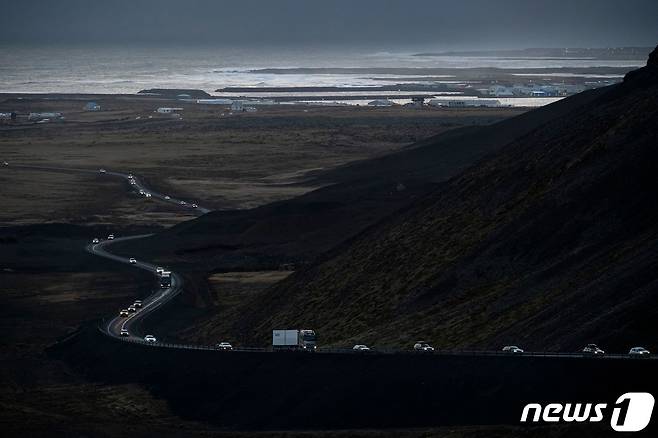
[272,329,317,351]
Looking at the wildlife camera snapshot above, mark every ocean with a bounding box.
[0,45,645,94]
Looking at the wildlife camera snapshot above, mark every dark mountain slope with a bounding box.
[316,84,608,184]
[219,47,658,351]
[122,82,607,271]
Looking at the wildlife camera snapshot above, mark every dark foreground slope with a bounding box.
[119,83,607,272]
[52,328,658,435]
[223,47,658,350]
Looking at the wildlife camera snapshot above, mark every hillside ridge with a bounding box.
[195,46,658,351]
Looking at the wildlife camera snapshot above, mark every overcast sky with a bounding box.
[1,0,657,50]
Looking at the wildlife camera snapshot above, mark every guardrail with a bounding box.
[96,324,655,360]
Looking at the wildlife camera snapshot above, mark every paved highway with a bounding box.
[4,163,211,214]
[87,235,185,340]
[3,163,207,341]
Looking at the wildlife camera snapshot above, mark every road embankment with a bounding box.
[50,325,658,432]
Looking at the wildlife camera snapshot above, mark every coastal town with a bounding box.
[0,66,627,124]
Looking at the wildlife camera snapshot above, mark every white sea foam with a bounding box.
[0,46,644,95]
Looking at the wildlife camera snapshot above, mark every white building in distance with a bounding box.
[367,99,396,107]
[428,99,502,108]
[28,112,63,120]
[84,101,101,111]
[156,107,183,114]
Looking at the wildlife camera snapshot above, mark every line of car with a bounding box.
[117,299,157,343]
[119,299,142,318]
[107,169,199,208]
[347,342,651,357]
[116,261,230,348]
[108,332,657,357]
[580,343,651,356]
[90,232,159,343]
[115,263,177,343]
[92,233,115,244]
[90,236,139,266]
[355,341,434,352]
[99,240,651,359]
[91,169,653,359]
[7,165,197,209]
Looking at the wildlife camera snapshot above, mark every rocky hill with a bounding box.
[210,46,658,351]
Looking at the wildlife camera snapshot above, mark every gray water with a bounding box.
[0,45,645,95]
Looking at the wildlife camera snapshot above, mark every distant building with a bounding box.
[554,84,586,96]
[488,85,514,97]
[231,101,244,111]
[28,112,64,121]
[367,99,396,107]
[247,99,276,106]
[511,84,534,96]
[428,99,502,108]
[84,101,101,111]
[538,86,559,97]
[196,98,233,105]
[156,107,183,114]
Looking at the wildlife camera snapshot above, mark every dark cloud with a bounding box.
[1,0,657,49]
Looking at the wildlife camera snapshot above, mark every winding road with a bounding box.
[88,235,185,340]
[83,169,208,340]
[7,164,211,214]
[3,162,656,359]
[5,163,208,341]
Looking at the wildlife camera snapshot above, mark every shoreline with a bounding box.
[0,91,563,108]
